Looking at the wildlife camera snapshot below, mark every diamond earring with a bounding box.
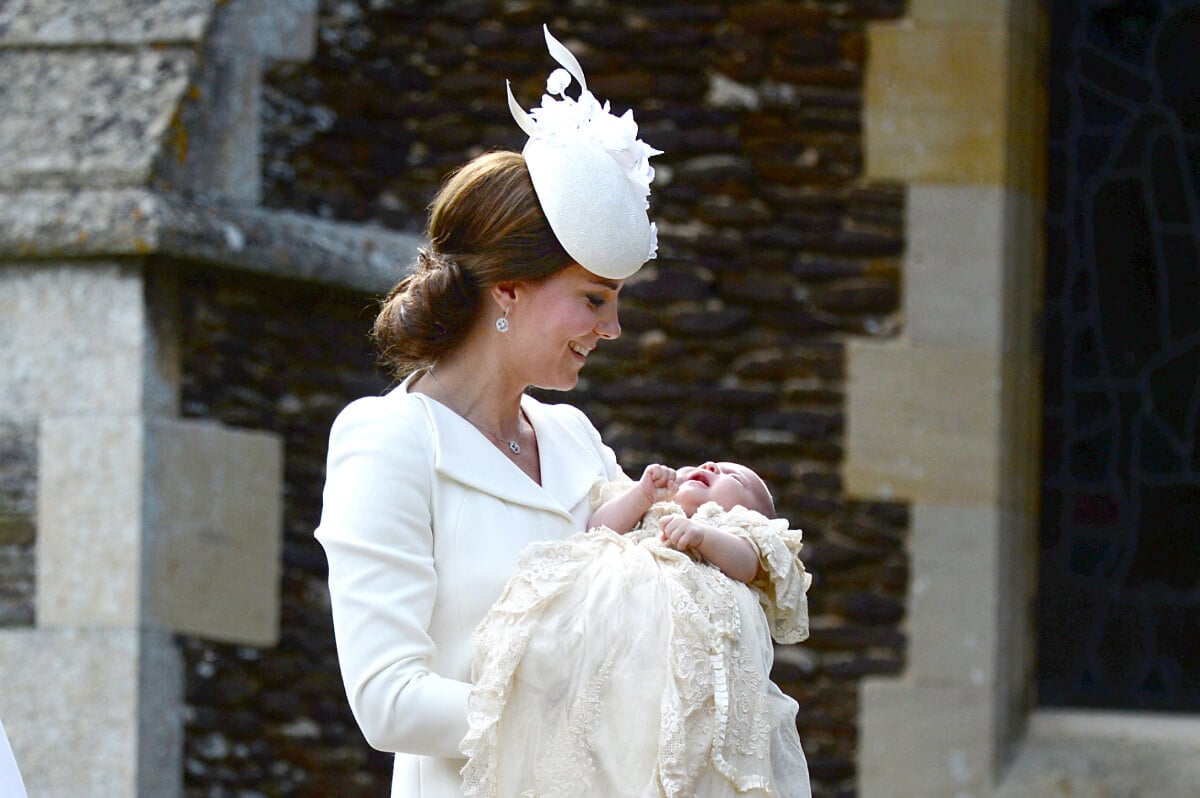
[495,307,511,333]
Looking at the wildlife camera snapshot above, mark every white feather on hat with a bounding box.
[507,26,662,280]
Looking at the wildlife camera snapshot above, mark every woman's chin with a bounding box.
[531,369,581,392]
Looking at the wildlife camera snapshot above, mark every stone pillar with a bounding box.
[848,1,1048,796]
[0,261,284,797]
[0,2,314,795]
[154,0,317,203]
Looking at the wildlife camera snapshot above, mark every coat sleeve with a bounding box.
[315,395,472,758]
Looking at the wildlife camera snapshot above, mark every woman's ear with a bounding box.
[490,281,519,310]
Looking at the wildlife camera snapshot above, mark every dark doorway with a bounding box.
[1039,0,1200,712]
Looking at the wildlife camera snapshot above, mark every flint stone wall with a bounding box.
[177,2,909,797]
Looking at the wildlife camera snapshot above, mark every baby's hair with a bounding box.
[749,472,776,518]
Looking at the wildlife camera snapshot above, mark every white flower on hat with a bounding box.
[546,68,572,96]
[532,72,662,196]
[507,26,663,278]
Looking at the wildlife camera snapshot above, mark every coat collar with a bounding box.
[401,374,601,520]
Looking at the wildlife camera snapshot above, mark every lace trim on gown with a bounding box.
[460,495,811,797]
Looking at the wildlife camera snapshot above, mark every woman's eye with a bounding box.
[586,294,605,308]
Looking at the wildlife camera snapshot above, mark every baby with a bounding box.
[591,461,777,584]
[462,460,813,798]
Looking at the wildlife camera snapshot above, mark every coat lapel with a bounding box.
[415,392,595,521]
[525,398,608,515]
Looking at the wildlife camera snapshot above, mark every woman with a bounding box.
[315,27,660,796]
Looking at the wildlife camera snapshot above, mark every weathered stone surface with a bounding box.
[865,23,1008,184]
[146,419,283,646]
[0,50,195,190]
[630,266,714,305]
[208,0,317,62]
[0,627,184,798]
[37,417,146,627]
[0,263,147,418]
[157,202,416,292]
[845,341,1003,504]
[0,0,213,45]
[859,683,994,798]
[156,0,318,203]
[0,189,418,293]
[998,711,1200,798]
[0,189,163,258]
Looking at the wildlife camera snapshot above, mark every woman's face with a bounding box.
[508,264,623,390]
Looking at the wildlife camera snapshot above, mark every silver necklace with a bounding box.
[426,367,523,454]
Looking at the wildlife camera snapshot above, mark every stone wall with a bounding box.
[0,421,36,627]
[173,2,909,796]
[176,264,392,796]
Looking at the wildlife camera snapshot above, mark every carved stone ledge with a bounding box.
[0,189,418,294]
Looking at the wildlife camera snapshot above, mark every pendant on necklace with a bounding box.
[509,440,521,454]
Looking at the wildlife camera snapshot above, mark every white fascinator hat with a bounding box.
[507,26,662,280]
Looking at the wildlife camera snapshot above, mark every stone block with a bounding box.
[36,417,145,627]
[905,0,1045,42]
[869,24,1006,116]
[0,627,184,798]
[209,0,318,62]
[145,419,284,645]
[0,50,194,190]
[859,681,995,798]
[844,341,1001,504]
[907,504,1001,686]
[0,0,213,45]
[865,105,1006,185]
[907,0,1007,25]
[865,23,1007,184]
[0,189,163,260]
[905,185,1006,347]
[0,263,147,417]
[997,711,1200,798]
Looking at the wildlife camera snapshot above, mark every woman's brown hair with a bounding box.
[372,150,573,376]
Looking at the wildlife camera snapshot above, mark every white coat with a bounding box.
[315,373,624,797]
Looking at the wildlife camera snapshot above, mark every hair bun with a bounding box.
[418,248,453,273]
[373,247,481,373]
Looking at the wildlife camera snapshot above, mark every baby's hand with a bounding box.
[659,514,707,552]
[639,464,678,504]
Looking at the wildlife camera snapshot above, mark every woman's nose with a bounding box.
[596,303,621,340]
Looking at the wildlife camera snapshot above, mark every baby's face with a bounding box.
[674,462,770,516]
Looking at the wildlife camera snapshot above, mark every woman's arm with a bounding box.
[315,395,470,758]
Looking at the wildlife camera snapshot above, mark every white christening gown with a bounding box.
[460,491,813,798]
